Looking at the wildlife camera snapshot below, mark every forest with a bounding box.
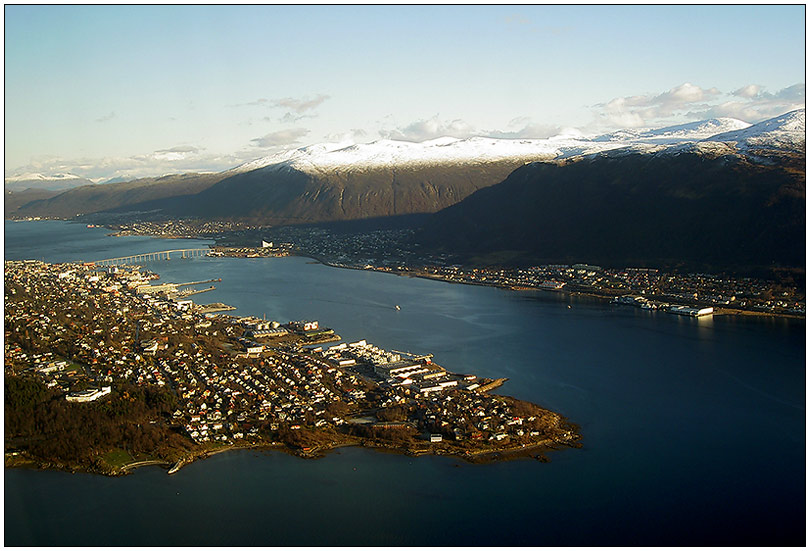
[5,376,192,471]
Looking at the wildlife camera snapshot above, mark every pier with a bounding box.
[198,303,237,314]
[89,248,209,267]
[476,378,508,393]
[174,286,216,298]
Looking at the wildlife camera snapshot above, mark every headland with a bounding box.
[4,259,581,477]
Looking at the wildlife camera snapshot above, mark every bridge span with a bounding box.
[90,248,209,267]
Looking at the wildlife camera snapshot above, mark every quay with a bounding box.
[174,286,216,298]
[121,459,170,472]
[199,303,237,314]
[476,378,508,393]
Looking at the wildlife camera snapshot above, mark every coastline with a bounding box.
[4,254,583,479]
[3,221,796,479]
[5,427,581,477]
[307,258,804,321]
[4,219,802,321]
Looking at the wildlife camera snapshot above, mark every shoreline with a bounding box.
[6,432,580,477]
[307,259,804,321]
[5,219,802,321]
[4,255,582,478]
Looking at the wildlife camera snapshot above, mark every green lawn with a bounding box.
[102,448,133,469]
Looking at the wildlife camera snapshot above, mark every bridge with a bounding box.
[90,248,209,267]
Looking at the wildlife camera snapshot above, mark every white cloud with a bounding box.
[733,84,762,99]
[324,128,367,143]
[236,94,330,114]
[273,94,330,114]
[769,83,805,101]
[250,128,310,148]
[379,116,477,141]
[279,111,317,124]
[95,111,115,123]
[503,14,531,26]
[595,82,722,128]
[150,145,205,161]
[485,117,562,139]
[236,94,330,125]
[687,83,805,122]
[594,82,805,129]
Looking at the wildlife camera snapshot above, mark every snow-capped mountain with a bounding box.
[417,112,805,272]
[11,109,804,234]
[231,135,660,175]
[231,111,800,176]
[703,109,805,153]
[593,117,752,144]
[4,172,95,191]
[5,172,84,182]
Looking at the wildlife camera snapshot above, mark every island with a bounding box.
[4,260,581,476]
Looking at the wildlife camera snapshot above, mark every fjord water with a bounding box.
[4,221,805,545]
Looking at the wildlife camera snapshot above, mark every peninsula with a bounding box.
[4,260,580,476]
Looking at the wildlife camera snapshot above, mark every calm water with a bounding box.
[4,220,806,545]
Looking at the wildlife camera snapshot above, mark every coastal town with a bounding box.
[91,219,806,318]
[403,264,806,317]
[4,259,580,475]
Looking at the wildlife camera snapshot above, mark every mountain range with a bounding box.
[4,172,95,192]
[417,110,805,271]
[6,109,805,271]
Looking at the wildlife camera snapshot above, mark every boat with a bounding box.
[395,305,401,311]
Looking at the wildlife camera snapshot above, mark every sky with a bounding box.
[4,4,806,181]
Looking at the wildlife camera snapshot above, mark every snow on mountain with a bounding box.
[702,109,805,152]
[225,111,804,176]
[594,117,751,144]
[4,172,85,183]
[228,142,355,174]
[231,136,632,175]
[4,172,95,192]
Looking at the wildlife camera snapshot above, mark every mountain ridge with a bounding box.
[8,110,805,230]
[414,118,805,271]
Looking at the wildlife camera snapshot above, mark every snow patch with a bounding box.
[705,109,805,152]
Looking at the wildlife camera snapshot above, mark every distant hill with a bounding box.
[4,188,60,217]
[4,173,94,192]
[13,172,228,219]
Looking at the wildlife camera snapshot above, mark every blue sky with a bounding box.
[5,5,805,180]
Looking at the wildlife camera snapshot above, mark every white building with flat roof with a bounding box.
[66,386,112,403]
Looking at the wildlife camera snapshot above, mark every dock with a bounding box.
[176,278,222,288]
[476,377,508,393]
[167,459,185,475]
[174,286,216,298]
[198,303,237,314]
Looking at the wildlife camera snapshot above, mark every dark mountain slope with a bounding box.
[415,151,805,271]
[149,159,534,224]
[4,188,60,217]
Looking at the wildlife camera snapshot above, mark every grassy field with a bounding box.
[102,449,134,469]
